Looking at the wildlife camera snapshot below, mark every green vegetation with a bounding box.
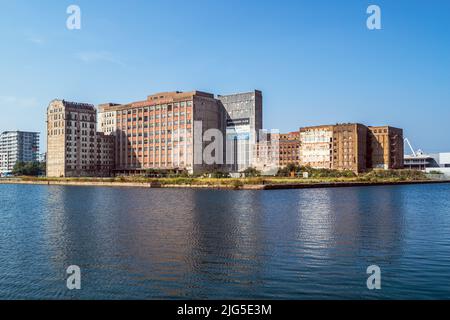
[209,170,231,179]
[144,169,190,178]
[12,161,45,176]
[242,167,261,177]
[428,170,444,175]
[10,160,435,188]
[361,169,428,182]
[277,163,356,178]
[13,168,435,188]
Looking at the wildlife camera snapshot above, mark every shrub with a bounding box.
[210,171,230,179]
[13,161,45,176]
[277,164,357,179]
[363,169,428,181]
[144,169,190,178]
[277,163,302,177]
[232,179,244,189]
[242,167,261,177]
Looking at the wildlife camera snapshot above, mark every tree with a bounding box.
[277,163,301,177]
[12,161,44,176]
[210,170,230,179]
[242,167,261,177]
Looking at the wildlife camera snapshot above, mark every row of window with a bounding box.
[118,119,192,129]
[121,112,190,121]
[117,102,193,115]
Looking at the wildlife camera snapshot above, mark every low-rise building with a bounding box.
[405,151,450,175]
[404,153,438,170]
[437,152,450,167]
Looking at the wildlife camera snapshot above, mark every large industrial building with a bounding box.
[217,91,263,172]
[46,91,406,177]
[47,100,115,177]
[367,126,404,170]
[298,123,404,173]
[98,91,224,175]
[47,91,263,177]
[300,125,335,170]
[0,131,40,175]
[277,131,301,167]
[98,90,262,175]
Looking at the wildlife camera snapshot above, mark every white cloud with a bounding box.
[0,96,39,109]
[28,37,45,45]
[24,30,46,45]
[75,51,125,66]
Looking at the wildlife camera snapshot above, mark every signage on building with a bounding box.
[226,118,250,141]
[227,118,250,127]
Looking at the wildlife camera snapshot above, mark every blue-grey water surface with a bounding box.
[1,183,450,299]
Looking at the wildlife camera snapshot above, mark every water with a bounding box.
[0,183,450,300]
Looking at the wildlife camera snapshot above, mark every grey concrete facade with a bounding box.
[217,90,263,172]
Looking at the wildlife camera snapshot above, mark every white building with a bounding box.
[404,151,450,177]
[0,131,40,175]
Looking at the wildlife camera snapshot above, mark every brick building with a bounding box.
[47,100,115,177]
[300,125,334,169]
[98,90,263,175]
[332,123,368,173]
[278,131,301,167]
[299,123,404,173]
[368,126,404,169]
[98,91,227,175]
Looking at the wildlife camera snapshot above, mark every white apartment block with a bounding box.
[0,131,40,174]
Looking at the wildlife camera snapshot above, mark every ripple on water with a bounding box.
[0,184,450,299]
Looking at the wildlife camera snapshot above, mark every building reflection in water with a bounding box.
[41,185,408,299]
[293,187,406,260]
[186,190,267,297]
[289,186,407,296]
[43,186,201,298]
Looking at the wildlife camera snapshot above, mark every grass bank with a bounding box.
[2,170,445,190]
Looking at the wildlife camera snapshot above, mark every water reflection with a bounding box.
[1,184,450,299]
[297,189,336,251]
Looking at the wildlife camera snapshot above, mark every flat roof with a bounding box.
[1,131,40,135]
[99,91,215,111]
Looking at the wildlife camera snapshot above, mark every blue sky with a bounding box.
[1,0,449,152]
